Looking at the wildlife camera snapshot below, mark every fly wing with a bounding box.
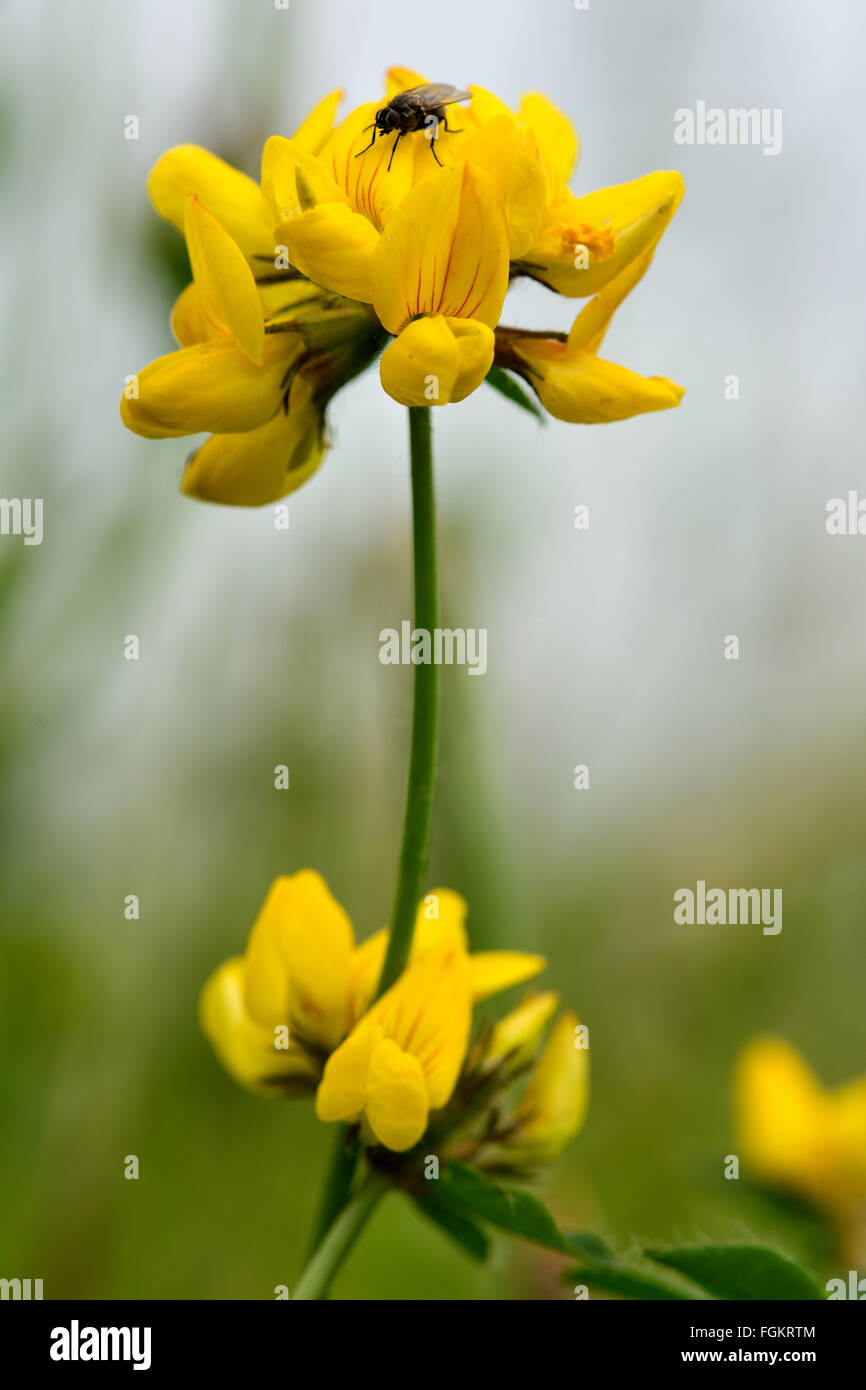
[404,83,471,109]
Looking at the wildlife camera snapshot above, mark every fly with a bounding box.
[355,83,471,171]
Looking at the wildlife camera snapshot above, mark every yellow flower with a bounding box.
[199,957,322,1097]
[273,155,508,408]
[315,889,547,1152]
[516,170,684,298]
[316,940,473,1152]
[496,250,683,424]
[483,991,560,1070]
[200,876,545,1131]
[242,871,355,1052]
[122,170,384,504]
[508,1011,590,1163]
[199,870,355,1099]
[180,370,326,505]
[378,315,495,408]
[125,67,684,502]
[735,1037,866,1243]
[263,66,682,414]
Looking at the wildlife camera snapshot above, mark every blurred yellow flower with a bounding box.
[735,1037,866,1255]
[441,999,589,1172]
[199,957,322,1098]
[199,874,545,1140]
[199,871,355,1095]
[483,990,560,1071]
[506,1010,589,1164]
[242,872,355,1053]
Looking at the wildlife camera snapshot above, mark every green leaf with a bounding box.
[568,1261,707,1301]
[432,1165,825,1302]
[485,365,544,420]
[410,1193,490,1262]
[646,1243,825,1301]
[562,1230,614,1263]
[437,1166,643,1274]
[436,1162,567,1252]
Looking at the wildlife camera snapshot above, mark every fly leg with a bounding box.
[428,109,444,166]
[387,131,404,171]
[354,126,379,158]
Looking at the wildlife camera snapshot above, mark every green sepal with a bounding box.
[485,365,544,419]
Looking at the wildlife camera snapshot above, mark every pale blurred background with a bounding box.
[1,0,864,1298]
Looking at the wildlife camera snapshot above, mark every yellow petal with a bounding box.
[244,870,355,1051]
[517,92,579,184]
[467,85,513,128]
[524,170,684,297]
[734,1038,830,1200]
[364,1039,429,1151]
[261,137,294,224]
[485,991,560,1069]
[379,315,494,407]
[567,249,655,354]
[517,1011,589,1157]
[184,196,264,363]
[286,899,355,1052]
[349,888,469,1023]
[321,101,416,231]
[261,137,347,224]
[316,1024,384,1124]
[829,1076,866,1196]
[385,67,429,99]
[347,930,388,1023]
[291,88,344,156]
[373,162,509,335]
[148,144,273,259]
[412,889,469,952]
[170,282,218,347]
[274,202,379,301]
[368,942,472,1109]
[519,341,684,424]
[469,951,546,1002]
[460,116,547,257]
[120,337,296,439]
[442,319,495,401]
[199,957,321,1097]
[182,376,325,506]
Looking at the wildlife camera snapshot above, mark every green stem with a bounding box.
[376,406,439,998]
[298,407,439,1294]
[292,1174,388,1301]
[304,1126,359,1262]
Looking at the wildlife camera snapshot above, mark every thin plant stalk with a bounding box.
[300,406,439,1289]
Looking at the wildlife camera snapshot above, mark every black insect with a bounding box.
[355,83,471,171]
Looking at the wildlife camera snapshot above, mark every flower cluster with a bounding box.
[201,870,587,1164]
[121,66,684,504]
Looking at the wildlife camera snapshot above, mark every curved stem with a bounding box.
[293,1173,388,1301]
[376,406,439,998]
